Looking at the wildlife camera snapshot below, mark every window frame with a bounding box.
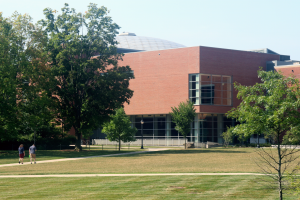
[188,73,232,106]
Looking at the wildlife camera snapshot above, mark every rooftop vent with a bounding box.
[118,32,136,36]
[247,48,279,55]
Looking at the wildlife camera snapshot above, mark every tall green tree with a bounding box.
[15,14,58,142]
[0,12,56,142]
[102,108,136,151]
[0,12,20,141]
[39,3,134,151]
[227,69,300,200]
[170,100,196,149]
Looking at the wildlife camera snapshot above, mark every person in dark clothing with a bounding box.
[18,144,25,164]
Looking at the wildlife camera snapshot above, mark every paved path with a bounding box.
[0,148,169,168]
[0,173,264,178]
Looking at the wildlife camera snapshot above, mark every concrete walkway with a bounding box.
[0,173,264,178]
[0,148,169,168]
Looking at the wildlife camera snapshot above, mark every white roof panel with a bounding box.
[116,34,185,53]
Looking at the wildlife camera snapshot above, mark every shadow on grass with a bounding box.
[0,149,140,161]
[110,148,251,158]
[0,148,252,162]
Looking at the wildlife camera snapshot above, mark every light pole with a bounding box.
[141,119,144,149]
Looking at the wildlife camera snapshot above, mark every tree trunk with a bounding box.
[75,97,82,151]
[75,128,82,151]
[185,136,186,149]
[119,136,121,151]
[277,131,282,200]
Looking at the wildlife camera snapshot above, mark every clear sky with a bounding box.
[1,0,299,60]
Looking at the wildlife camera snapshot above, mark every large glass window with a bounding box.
[189,74,232,106]
[125,113,238,145]
[130,114,182,140]
[198,114,219,143]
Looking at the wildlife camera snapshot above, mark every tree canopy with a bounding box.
[0,12,57,143]
[0,12,19,140]
[228,69,300,141]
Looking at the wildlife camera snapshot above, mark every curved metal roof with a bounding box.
[116,32,186,53]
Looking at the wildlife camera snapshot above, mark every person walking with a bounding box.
[18,144,25,164]
[29,144,37,164]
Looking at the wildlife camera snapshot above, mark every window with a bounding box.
[189,74,232,106]
[201,85,214,104]
[189,74,199,104]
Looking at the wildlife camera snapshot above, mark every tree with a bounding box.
[39,3,134,151]
[12,13,58,143]
[170,100,196,149]
[227,69,300,200]
[102,108,136,151]
[0,12,20,141]
[0,12,56,143]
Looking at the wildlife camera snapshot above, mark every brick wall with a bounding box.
[119,46,280,115]
[119,47,200,115]
[199,46,279,113]
[275,65,300,79]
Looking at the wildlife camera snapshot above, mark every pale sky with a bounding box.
[1,0,299,60]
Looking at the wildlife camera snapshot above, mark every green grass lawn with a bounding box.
[1,147,299,199]
[2,147,298,175]
[0,175,297,200]
[0,146,143,165]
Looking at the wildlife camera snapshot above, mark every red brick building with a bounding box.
[274,64,300,79]
[91,33,292,146]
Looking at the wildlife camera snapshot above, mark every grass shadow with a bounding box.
[111,148,251,158]
[0,147,254,164]
[0,148,141,164]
